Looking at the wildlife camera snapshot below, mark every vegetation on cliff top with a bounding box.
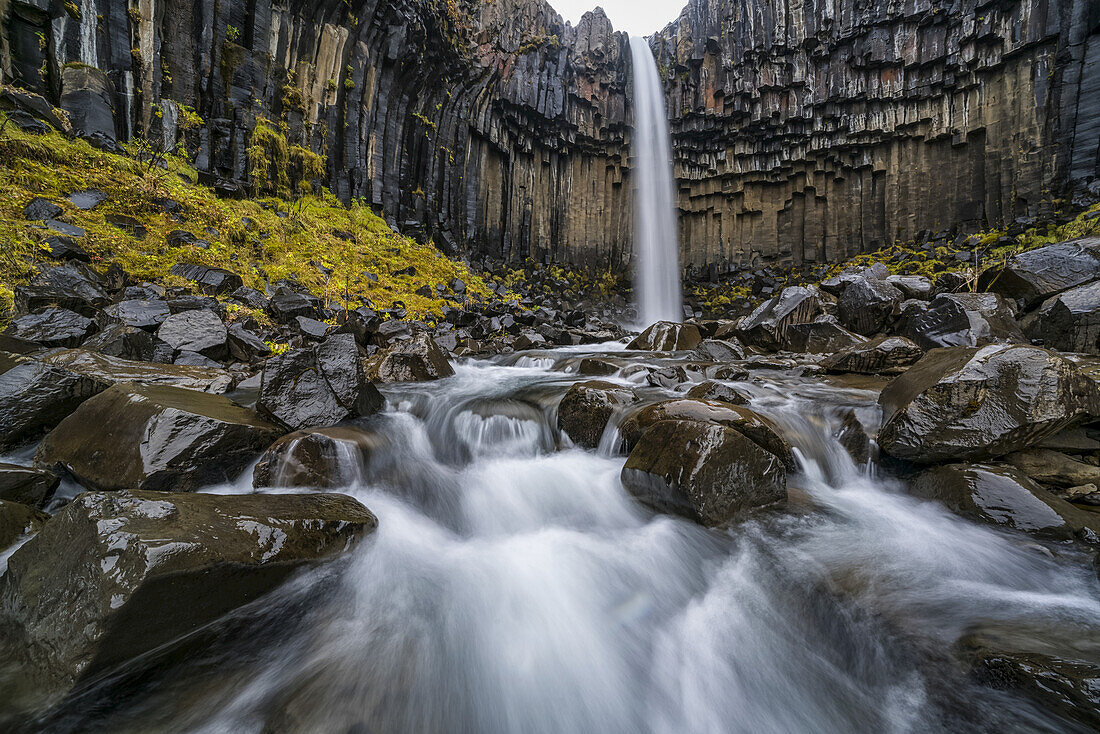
[0,109,492,323]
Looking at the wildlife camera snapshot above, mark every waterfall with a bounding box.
[629,36,682,327]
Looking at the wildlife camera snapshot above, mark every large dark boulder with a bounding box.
[101,299,171,331]
[692,338,745,362]
[157,308,228,360]
[618,398,795,471]
[1023,280,1100,354]
[685,380,750,405]
[837,277,904,336]
[4,307,96,347]
[0,352,109,450]
[736,286,820,351]
[557,380,637,449]
[822,336,924,374]
[902,293,1024,350]
[878,345,1100,462]
[908,464,1099,541]
[168,264,243,296]
[0,490,375,696]
[627,321,703,351]
[267,287,324,322]
[978,238,1100,308]
[784,317,867,354]
[253,427,380,488]
[621,419,786,526]
[0,499,47,549]
[0,463,59,507]
[885,275,933,300]
[14,264,109,316]
[35,383,282,492]
[39,349,234,393]
[227,323,273,362]
[259,334,384,431]
[364,334,455,382]
[80,322,158,361]
[59,64,117,147]
[22,197,61,220]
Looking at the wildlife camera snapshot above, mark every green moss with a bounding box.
[0,107,493,320]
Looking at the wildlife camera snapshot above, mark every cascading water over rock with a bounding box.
[629,36,682,327]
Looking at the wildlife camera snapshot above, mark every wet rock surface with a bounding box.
[0,463,59,508]
[621,419,786,526]
[979,239,1100,308]
[364,334,455,383]
[0,499,48,549]
[736,286,820,351]
[0,352,110,450]
[822,336,924,375]
[557,380,637,449]
[627,322,703,351]
[254,427,380,488]
[0,490,376,694]
[35,383,282,492]
[902,293,1024,350]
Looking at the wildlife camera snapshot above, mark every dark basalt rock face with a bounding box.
[822,336,924,375]
[259,334,385,431]
[39,348,234,393]
[11,0,1090,270]
[784,317,866,354]
[35,383,282,492]
[0,499,48,549]
[364,334,455,382]
[837,278,904,336]
[0,463,59,508]
[0,490,376,697]
[4,307,97,348]
[168,264,243,296]
[254,427,381,488]
[156,308,229,360]
[102,299,171,331]
[908,463,1098,541]
[685,380,749,405]
[692,338,745,362]
[901,293,1025,350]
[978,238,1100,308]
[556,380,637,449]
[14,264,110,317]
[878,345,1100,463]
[627,321,703,351]
[1023,279,1100,354]
[0,352,110,451]
[621,419,786,526]
[736,286,820,351]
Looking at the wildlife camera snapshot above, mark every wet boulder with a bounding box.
[1002,449,1100,488]
[618,398,795,471]
[101,299,171,331]
[837,277,904,336]
[885,275,933,300]
[909,464,1099,541]
[784,317,867,354]
[978,238,1100,308]
[686,380,750,405]
[736,286,820,351]
[35,383,282,492]
[557,380,637,449]
[1022,280,1100,354]
[902,293,1024,350]
[646,365,690,389]
[14,264,109,316]
[168,263,243,296]
[627,321,703,351]
[621,420,786,526]
[822,336,924,375]
[267,287,324,323]
[43,235,89,262]
[0,499,48,549]
[39,349,234,393]
[0,463,59,507]
[0,352,109,450]
[577,357,620,376]
[227,323,273,362]
[259,334,384,431]
[157,308,228,360]
[4,307,96,347]
[692,338,745,362]
[253,427,380,488]
[81,322,158,361]
[364,334,455,383]
[878,345,1100,462]
[834,410,872,465]
[22,197,62,221]
[0,490,375,695]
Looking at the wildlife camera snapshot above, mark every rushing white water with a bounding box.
[7,351,1100,733]
[630,36,682,326]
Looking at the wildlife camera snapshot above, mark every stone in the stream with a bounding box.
[878,345,1100,463]
[837,277,904,336]
[364,334,455,382]
[577,357,620,376]
[4,307,97,348]
[618,398,795,471]
[157,308,229,360]
[0,490,376,695]
[621,419,786,526]
[0,463,59,508]
[35,383,282,492]
[736,286,820,351]
[1022,280,1100,354]
[557,380,637,449]
[259,334,384,431]
[978,238,1100,308]
[909,464,1099,541]
[14,264,110,316]
[901,293,1024,350]
[692,338,745,362]
[822,336,924,374]
[646,365,689,389]
[627,321,703,351]
[253,427,380,488]
[169,263,244,296]
[0,351,109,450]
[1001,449,1100,488]
[834,410,873,465]
[39,348,234,393]
[686,380,749,405]
[784,317,867,354]
[0,499,48,549]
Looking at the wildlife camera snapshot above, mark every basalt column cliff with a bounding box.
[2,0,1097,271]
